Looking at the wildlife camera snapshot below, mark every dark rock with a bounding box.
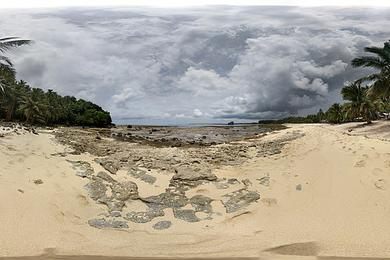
[96,171,116,183]
[88,218,128,229]
[111,181,138,201]
[125,209,164,223]
[242,178,252,186]
[153,220,172,230]
[84,180,107,201]
[141,192,188,210]
[128,168,156,184]
[173,208,200,222]
[190,195,213,213]
[33,179,43,185]
[221,188,260,213]
[170,166,217,190]
[94,158,120,174]
[67,160,94,178]
[296,184,302,191]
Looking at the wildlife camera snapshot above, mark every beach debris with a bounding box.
[296,184,302,191]
[33,179,43,185]
[153,220,172,230]
[88,218,128,229]
[17,189,24,193]
[221,188,260,213]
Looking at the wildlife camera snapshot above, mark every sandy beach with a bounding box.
[0,122,389,259]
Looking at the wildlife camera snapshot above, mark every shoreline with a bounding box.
[0,122,389,258]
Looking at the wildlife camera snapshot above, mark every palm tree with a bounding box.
[341,82,377,124]
[0,37,31,91]
[18,95,46,124]
[326,103,344,124]
[351,41,390,100]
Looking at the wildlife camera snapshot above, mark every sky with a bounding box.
[0,3,389,124]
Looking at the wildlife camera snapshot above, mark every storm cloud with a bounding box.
[0,6,389,123]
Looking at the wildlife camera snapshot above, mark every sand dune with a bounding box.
[0,123,389,258]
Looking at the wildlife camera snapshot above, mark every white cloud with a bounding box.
[0,6,388,122]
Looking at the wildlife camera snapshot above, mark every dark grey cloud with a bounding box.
[0,6,389,123]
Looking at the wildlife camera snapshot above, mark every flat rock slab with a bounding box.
[221,188,260,213]
[190,195,213,213]
[173,208,200,222]
[153,220,172,230]
[125,209,164,223]
[94,158,120,174]
[67,160,94,178]
[128,168,156,184]
[141,192,188,210]
[170,166,218,190]
[88,218,128,229]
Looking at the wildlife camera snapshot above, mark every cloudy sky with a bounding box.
[1,4,389,124]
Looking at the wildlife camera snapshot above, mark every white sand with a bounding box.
[0,123,389,258]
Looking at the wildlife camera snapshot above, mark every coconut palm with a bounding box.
[326,103,344,124]
[0,37,31,91]
[18,94,46,124]
[351,41,390,100]
[341,82,377,124]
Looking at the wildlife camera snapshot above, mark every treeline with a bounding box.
[261,41,390,125]
[0,37,112,127]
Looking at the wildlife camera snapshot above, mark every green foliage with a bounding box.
[0,35,111,127]
[352,41,390,101]
[0,80,112,126]
[341,82,378,123]
[326,103,344,124]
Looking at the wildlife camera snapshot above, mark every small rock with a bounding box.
[33,179,43,185]
[296,184,302,191]
[125,209,164,223]
[173,208,200,222]
[88,218,128,229]
[153,220,172,230]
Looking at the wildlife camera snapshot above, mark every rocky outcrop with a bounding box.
[221,188,260,213]
[170,166,217,190]
[88,218,128,229]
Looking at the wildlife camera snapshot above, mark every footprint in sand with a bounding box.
[354,160,366,168]
[374,179,386,190]
[384,160,390,168]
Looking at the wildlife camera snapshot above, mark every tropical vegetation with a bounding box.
[0,37,112,127]
[260,40,390,125]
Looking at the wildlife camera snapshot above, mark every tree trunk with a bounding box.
[5,104,14,121]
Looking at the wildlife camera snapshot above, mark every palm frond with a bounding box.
[0,37,31,53]
[351,56,386,69]
[364,46,390,62]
